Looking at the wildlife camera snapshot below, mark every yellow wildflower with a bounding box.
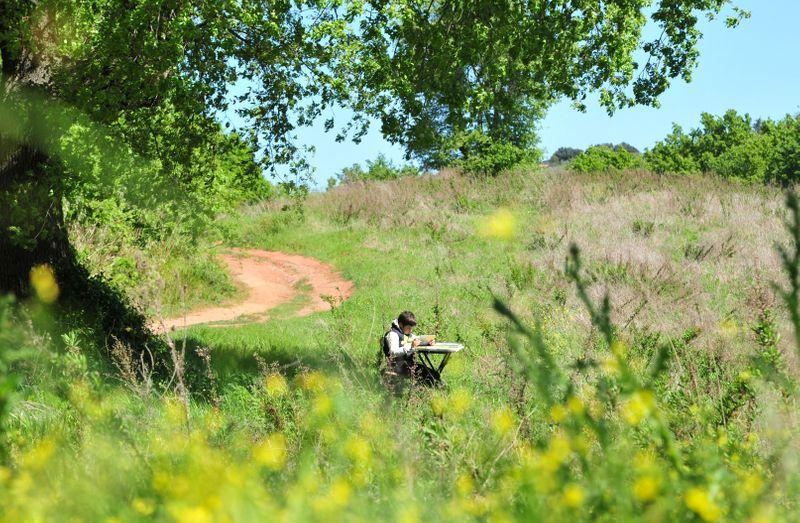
[456,473,474,495]
[450,388,472,416]
[633,476,660,502]
[265,373,288,397]
[300,371,326,392]
[30,264,59,303]
[313,393,333,416]
[23,438,56,470]
[345,436,372,467]
[611,339,628,357]
[601,356,620,376]
[750,505,775,523]
[562,483,585,508]
[431,395,446,416]
[132,498,155,516]
[399,506,420,523]
[567,396,584,416]
[742,472,764,497]
[329,478,352,507]
[622,390,655,425]
[685,487,723,522]
[254,433,287,470]
[549,404,568,423]
[541,432,571,472]
[717,430,728,448]
[491,406,516,437]
[478,208,517,240]
[169,505,213,523]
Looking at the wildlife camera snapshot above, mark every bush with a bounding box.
[570,145,644,173]
[548,147,583,164]
[763,114,800,184]
[643,110,800,184]
[334,154,418,186]
[454,131,539,176]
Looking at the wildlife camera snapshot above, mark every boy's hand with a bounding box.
[411,338,421,348]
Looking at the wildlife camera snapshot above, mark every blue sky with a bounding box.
[224,1,800,189]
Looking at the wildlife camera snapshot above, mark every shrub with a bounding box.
[334,154,418,186]
[709,133,771,182]
[643,110,800,184]
[453,131,539,176]
[548,147,583,164]
[763,114,800,184]
[570,145,644,173]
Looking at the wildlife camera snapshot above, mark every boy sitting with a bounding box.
[382,311,439,386]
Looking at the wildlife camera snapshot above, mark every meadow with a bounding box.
[3,164,799,521]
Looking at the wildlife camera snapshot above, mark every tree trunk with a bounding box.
[0,143,71,297]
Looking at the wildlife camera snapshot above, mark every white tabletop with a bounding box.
[415,342,464,354]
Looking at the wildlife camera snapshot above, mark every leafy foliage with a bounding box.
[570,145,645,174]
[549,147,583,164]
[332,154,418,187]
[350,0,744,169]
[645,111,800,183]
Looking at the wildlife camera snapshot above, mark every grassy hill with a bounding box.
[3,166,797,521]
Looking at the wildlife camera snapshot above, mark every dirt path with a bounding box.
[153,248,354,333]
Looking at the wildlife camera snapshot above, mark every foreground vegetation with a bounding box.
[4,165,800,521]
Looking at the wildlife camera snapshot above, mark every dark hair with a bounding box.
[398,311,417,327]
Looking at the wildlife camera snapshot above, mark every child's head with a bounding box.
[398,311,417,335]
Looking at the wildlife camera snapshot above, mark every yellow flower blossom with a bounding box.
[611,339,628,357]
[254,433,287,470]
[685,487,723,522]
[345,436,372,467]
[431,395,446,416]
[478,208,517,240]
[742,472,764,498]
[23,438,56,471]
[622,390,655,425]
[750,505,775,523]
[541,432,571,472]
[399,506,420,523]
[313,478,352,512]
[169,504,213,523]
[265,373,288,397]
[450,388,472,416]
[633,476,660,502]
[491,406,516,437]
[313,393,333,416]
[30,264,59,303]
[132,498,155,516]
[549,404,568,423]
[329,478,352,507]
[562,483,585,508]
[567,396,584,416]
[456,473,474,495]
[300,371,326,392]
[601,356,620,376]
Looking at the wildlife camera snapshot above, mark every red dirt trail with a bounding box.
[153,248,354,333]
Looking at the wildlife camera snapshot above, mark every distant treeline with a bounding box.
[554,110,800,183]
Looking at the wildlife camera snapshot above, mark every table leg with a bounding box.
[419,352,436,372]
[437,353,451,374]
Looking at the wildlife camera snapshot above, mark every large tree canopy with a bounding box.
[350,0,747,167]
[0,0,744,319]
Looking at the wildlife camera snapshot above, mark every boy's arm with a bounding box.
[387,332,414,356]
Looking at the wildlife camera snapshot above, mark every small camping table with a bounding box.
[414,342,465,375]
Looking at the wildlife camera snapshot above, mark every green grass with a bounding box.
[4,167,798,521]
